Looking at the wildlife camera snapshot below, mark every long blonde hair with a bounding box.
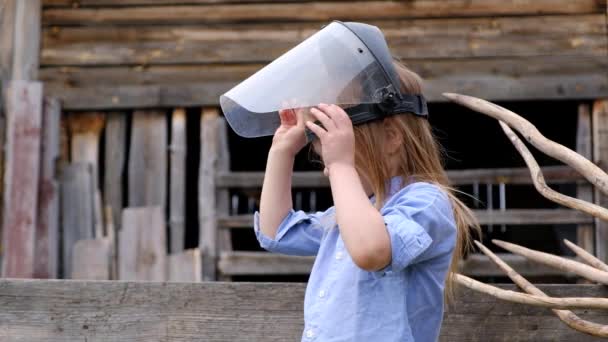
[352,60,481,301]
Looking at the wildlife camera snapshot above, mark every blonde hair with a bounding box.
[351,60,481,302]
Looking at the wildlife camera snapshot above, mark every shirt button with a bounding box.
[306,329,315,338]
[335,251,343,260]
[318,290,326,298]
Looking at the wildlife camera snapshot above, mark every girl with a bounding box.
[254,60,479,341]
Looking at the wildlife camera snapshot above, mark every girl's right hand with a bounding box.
[271,107,307,157]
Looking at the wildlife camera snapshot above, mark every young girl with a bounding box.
[254,60,479,341]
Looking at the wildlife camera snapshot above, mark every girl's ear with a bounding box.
[384,120,401,155]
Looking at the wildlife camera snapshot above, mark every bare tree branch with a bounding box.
[442,93,608,197]
[564,239,608,272]
[474,241,608,338]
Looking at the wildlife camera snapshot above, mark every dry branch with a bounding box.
[564,239,608,272]
[442,93,608,197]
[493,239,608,285]
[474,241,608,338]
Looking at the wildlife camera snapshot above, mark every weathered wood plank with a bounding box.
[71,238,111,280]
[41,16,606,67]
[0,0,15,92]
[60,162,95,278]
[41,1,607,25]
[12,0,40,81]
[576,103,595,255]
[215,166,582,189]
[67,112,104,190]
[41,55,608,109]
[34,97,61,279]
[593,100,608,263]
[128,110,167,208]
[218,209,593,229]
[167,248,201,282]
[218,251,575,277]
[199,108,219,281]
[1,81,43,278]
[119,206,167,281]
[216,117,232,281]
[0,278,605,341]
[103,113,126,231]
[169,108,186,253]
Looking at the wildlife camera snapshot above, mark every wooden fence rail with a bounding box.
[0,279,606,341]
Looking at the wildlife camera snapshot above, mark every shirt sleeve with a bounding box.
[376,183,457,275]
[253,208,333,256]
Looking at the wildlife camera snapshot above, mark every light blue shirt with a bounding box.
[254,178,457,342]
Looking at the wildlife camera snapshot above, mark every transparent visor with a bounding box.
[220,22,393,138]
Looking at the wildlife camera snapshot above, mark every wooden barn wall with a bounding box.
[39,0,608,110]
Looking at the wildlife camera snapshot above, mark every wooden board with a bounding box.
[71,238,111,280]
[34,97,61,279]
[41,55,608,109]
[119,206,167,281]
[128,110,167,208]
[199,108,219,280]
[576,103,595,255]
[167,248,201,282]
[169,108,186,253]
[216,117,232,281]
[11,0,40,81]
[41,1,607,25]
[593,100,608,263]
[103,113,126,231]
[41,16,606,66]
[0,0,15,89]
[1,81,43,278]
[0,278,605,341]
[60,162,95,278]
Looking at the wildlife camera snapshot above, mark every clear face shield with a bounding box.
[220,22,396,138]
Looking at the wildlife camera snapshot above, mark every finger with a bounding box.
[318,103,350,128]
[310,107,336,131]
[305,121,327,140]
[279,109,297,125]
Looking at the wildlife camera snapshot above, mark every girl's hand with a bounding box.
[271,107,307,157]
[306,103,355,173]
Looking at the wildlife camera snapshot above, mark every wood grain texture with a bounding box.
[128,110,167,208]
[199,108,219,280]
[60,162,95,278]
[169,108,186,253]
[103,113,126,231]
[119,206,167,281]
[576,104,595,255]
[216,117,232,281]
[12,0,40,81]
[71,238,111,280]
[1,81,43,278]
[34,97,61,279]
[168,248,201,282]
[0,0,15,89]
[41,1,607,25]
[0,279,606,341]
[593,100,608,263]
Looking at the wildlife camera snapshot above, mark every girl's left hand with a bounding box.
[306,103,355,173]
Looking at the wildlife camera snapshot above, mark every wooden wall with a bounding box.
[0,278,607,341]
[39,0,608,110]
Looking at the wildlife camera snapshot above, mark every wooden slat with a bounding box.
[216,166,582,189]
[71,238,111,280]
[216,117,232,281]
[199,108,220,280]
[41,16,606,66]
[41,1,607,25]
[103,113,126,231]
[128,110,167,207]
[41,55,608,109]
[34,97,61,279]
[12,0,40,81]
[119,206,167,281]
[169,108,186,253]
[218,251,575,277]
[0,279,607,342]
[218,209,593,229]
[1,81,43,278]
[576,103,595,255]
[60,162,95,278]
[593,100,608,263]
[0,0,15,89]
[167,248,202,282]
